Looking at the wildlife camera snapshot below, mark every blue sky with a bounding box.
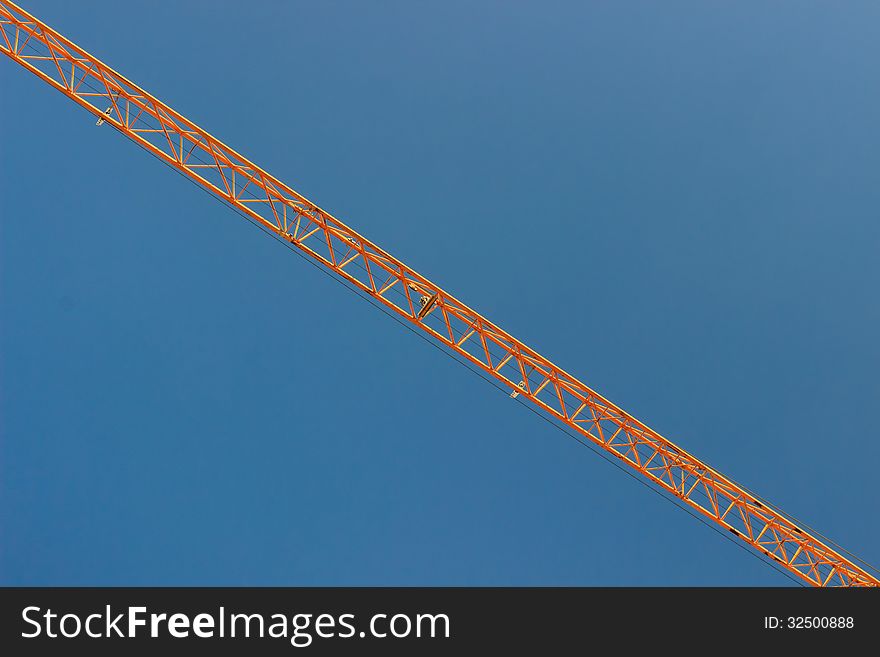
[1,1,878,585]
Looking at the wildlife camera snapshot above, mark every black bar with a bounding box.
[0,587,875,654]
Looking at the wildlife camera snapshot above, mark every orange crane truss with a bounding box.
[1,0,876,587]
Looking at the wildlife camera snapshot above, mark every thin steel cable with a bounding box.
[108,117,810,587]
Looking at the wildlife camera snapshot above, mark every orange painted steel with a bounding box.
[1,0,876,587]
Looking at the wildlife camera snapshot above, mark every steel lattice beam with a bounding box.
[1,0,876,587]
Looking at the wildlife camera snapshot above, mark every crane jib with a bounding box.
[0,0,875,587]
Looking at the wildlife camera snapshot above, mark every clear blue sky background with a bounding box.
[1,1,878,586]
